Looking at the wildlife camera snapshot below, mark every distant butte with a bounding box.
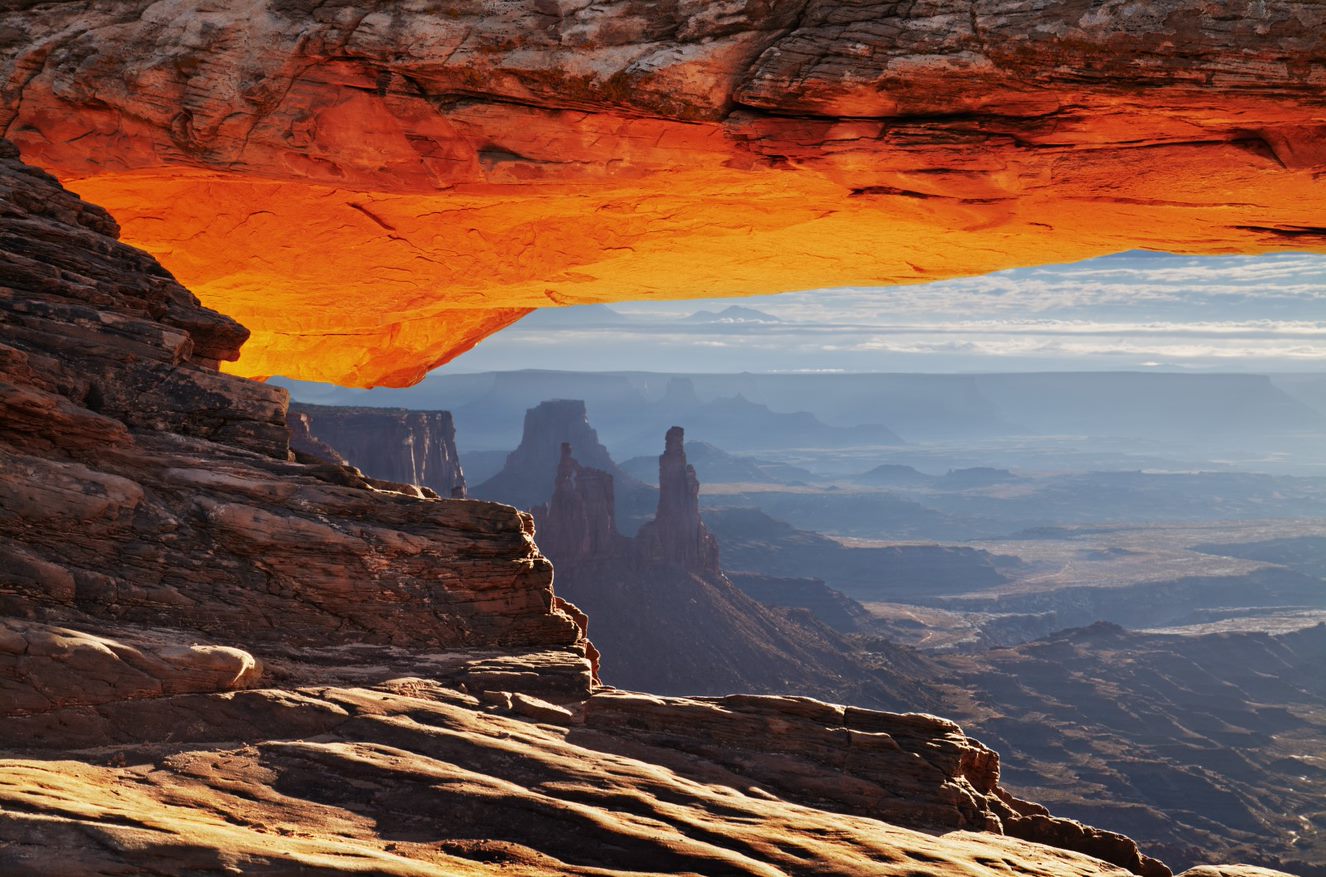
[4,1,1326,385]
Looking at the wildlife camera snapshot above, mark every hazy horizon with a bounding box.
[332,250,1326,378]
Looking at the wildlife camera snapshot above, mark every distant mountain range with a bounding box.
[510,303,782,330]
[276,370,1326,471]
[681,305,782,324]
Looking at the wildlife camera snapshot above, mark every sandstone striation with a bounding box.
[0,136,586,677]
[4,1,1326,385]
[290,401,467,498]
[0,676,1194,877]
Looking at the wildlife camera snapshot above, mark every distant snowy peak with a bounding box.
[683,305,782,324]
[517,304,630,328]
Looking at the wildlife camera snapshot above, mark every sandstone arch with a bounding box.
[5,0,1324,386]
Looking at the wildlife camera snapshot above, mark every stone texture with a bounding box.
[3,1,1325,385]
[290,401,467,498]
[0,618,262,717]
[0,677,1165,877]
[0,138,585,662]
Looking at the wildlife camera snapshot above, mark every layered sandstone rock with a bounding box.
[4,1,1325,385]
[290,401,467,498]
[0,137,586,669]
[0,676,1192,877]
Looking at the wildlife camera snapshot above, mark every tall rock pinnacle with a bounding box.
[636,427,720,576]
[532,443,625,567]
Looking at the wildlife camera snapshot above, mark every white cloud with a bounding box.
[468,252,1326,372]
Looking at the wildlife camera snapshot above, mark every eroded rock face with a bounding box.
[636,426,722,576]
[290,401,467,498]
[0,138,585,666]
[3,1,1325,385]
[473,399,657,533]
[0,677,1185,877]
[532,442,630,567]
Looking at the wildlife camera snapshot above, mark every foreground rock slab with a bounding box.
[4,1,1326,384]
[0,677,1166,877]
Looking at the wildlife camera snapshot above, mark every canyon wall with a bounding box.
[290,401,468,498]
[0,137,588,677]
[3,1,1325,385]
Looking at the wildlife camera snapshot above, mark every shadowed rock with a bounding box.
[290,401,467,498]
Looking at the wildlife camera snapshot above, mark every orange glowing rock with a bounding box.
[5,1,1326,386]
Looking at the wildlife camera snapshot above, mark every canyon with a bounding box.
[0,138,1227,877]
[3,1,1326,385]
[2,1,1323,873]
[528,430,929,705]
[317,383,1325,875]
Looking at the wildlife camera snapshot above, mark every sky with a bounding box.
[436,251,1326,374]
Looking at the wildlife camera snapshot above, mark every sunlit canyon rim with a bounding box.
[4,0,1326,385]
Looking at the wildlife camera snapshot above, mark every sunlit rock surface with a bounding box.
[4,0,1326,385]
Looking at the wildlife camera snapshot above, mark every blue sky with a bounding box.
[433,251,1326,374]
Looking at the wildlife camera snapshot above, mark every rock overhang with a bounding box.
[4,0,1325,387]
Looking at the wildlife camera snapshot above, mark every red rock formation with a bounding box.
[532,443,631,567]
[474,399,657,532]
[4,1,1325,386]
[290,401,467,498]
[636,426,722,576]
[0,138,585,662]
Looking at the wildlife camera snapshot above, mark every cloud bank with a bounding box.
[447,252,1326,373]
